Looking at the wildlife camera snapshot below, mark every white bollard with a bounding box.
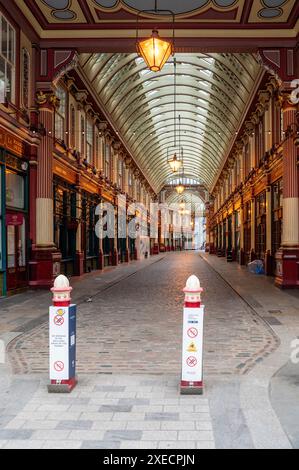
[180,275,205,395]
[48,275,77,393]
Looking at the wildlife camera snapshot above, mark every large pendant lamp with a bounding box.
[136,1,175,73]
[176,182,185,195]
[137,30,173,73]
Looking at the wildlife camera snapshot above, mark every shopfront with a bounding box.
[234,209,241,262]
[255,191,267,260]
[0,157,5,296]
[5,156,29,292]
[272,179,283,275]
[81,190,100,272]
[53,177,78,277]
[243,201,251,264]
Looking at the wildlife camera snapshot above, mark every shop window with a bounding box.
[136,181,141,202]
[80,116,85,157]
[244,143,250,176]
[243,201,251,256]
[118,158,123,188]
[255,119,265,165]
[272,179,283,255]
[256,191,266,218]
[53,183,77,262]
[128,171,132,195]
[86,119,93,164]
[6,171,25,209]
[81,193,99,258]
[70,105,75,148]
[105,142,110,179]
[0,167,3,270]
[21,48,29,110]
[0,14,15,103]
[55,87,67,142]
[256,192,266,259]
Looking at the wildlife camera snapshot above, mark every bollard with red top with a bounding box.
[180,275,205,395]
[48,275,77,393]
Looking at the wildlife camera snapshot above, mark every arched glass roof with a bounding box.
[79,52,262,194]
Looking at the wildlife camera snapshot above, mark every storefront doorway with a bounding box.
[6,212,27,291]
[5,166,28,292]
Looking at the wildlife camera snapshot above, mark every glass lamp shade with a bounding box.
[137,30,173,73]
[176,184,185,195]
[168,153,182,172]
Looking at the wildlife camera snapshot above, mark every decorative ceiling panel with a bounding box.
[17,0,298,30]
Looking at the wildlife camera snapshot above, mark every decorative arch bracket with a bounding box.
[37,48,79,86]
[258,47,298,85]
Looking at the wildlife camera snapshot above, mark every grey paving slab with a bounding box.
[145,413,179,421]
[81,440,121,449]
[56,420,93,430]
[0,429,33,440]
[104,430,142,441]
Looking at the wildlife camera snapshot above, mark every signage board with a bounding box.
[181,306,204,387]
[49,305,76,381]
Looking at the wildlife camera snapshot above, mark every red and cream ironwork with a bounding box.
[183,275,203,307]
[51,274,72,307]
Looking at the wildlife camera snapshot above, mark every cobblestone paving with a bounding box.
[7,252,279,376]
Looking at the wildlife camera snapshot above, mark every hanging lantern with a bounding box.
[168,153,182,173]
[176,183,185,195]
[137,30,173,73]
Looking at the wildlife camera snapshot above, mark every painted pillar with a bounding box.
[275,100,299,288]
[29,90,61,287]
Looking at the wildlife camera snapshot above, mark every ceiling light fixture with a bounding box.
[136,0,175,73]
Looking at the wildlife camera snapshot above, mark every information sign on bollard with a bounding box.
[180,275,205,395]
[48,275,77,393]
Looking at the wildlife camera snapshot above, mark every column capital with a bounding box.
[35,89,59,112]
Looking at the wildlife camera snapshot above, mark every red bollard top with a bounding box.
[183,275,203,308]
[51,275,72,307]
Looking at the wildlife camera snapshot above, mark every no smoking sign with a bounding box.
[54,361,64,372]
[187,327,198,338]
[54,315,64,326]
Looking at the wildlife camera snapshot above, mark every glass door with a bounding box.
[6,212,27,291]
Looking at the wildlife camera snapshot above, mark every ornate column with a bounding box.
[275,98,299,288]
[29,90,61,287]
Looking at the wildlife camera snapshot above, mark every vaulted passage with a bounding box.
[79,53,262,192]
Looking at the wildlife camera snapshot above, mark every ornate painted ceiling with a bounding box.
[79,52,263,193]
[12,0,299,49]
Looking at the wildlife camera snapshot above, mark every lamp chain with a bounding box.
[174,57,177,148]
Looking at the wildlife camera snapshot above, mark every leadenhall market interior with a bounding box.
[0,1,298,297]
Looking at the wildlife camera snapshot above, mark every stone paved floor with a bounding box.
[7,252,278,376]
[0,251,298,449]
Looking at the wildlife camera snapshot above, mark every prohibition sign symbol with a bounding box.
[54,315,64,326]
[54,361,64,372]
[187,327,198,338]
[187,356,197,368]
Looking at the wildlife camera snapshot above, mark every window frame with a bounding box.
[0,14,16,103]
[55,86,67,142]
